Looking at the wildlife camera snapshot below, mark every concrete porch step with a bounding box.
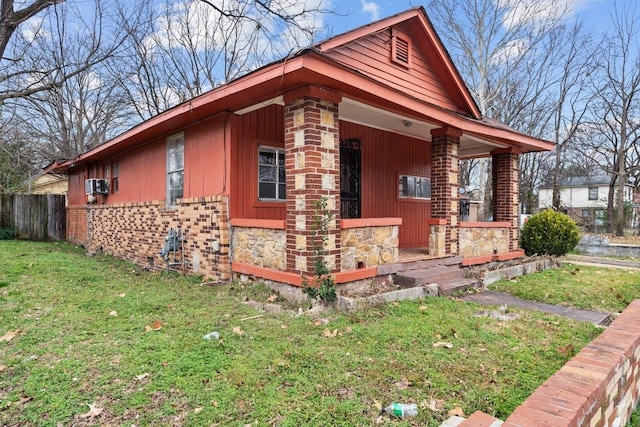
[394,265,466,288]
[378,255,463,275]
[437,277,481,296]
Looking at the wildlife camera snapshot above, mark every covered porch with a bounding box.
[230,85,532,287]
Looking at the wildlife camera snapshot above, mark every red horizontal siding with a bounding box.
[229,105,286,221]
[340,121,431,247]
[67,115,229,207]
[324,26,462,113]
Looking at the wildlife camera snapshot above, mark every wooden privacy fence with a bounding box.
[0,194,66,241]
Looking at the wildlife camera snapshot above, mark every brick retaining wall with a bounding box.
[459,300,640,427]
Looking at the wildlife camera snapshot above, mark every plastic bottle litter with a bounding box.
[383,403,418,417]
[203,331,219,340]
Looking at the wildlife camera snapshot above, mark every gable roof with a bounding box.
[53,7,553,172]
[314,7,481,119]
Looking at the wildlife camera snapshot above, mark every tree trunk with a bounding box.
[607,176,616,234]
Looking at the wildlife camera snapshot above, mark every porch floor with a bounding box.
[398,247,439,263]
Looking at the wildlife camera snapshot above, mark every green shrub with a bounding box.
[0,227,16,240]
[520,210,580,256]
[302,197,337,304]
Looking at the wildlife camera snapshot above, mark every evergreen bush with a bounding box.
[0,227,16,240]
[520,209,580,256]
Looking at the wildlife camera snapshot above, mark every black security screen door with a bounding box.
[340,139,361,219]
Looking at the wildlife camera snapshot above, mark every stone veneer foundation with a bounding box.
[340,223,400,270]
[83,196,230,281]
[458,222,510,258]
[231,226,287,271]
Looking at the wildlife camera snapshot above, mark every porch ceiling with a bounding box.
[338,98,505,158]
[234,96,506,158]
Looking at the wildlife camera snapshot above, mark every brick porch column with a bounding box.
[283,86,342,275]
[430,127,461,255]
[492,149,520,252]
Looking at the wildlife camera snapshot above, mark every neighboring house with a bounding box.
[538,176,636,228]
[15,172,67,196]
[52,8,552,288]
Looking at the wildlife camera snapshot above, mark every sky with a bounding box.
[329,0,613,36]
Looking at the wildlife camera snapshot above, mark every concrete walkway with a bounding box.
[460,291,613,326]
[563,254,640,270]
[461,254,640,326]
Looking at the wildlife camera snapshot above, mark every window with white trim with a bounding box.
[399,174,431,199]
[588,186,598,200]
[167,133,184,207]
[258,146,286,201]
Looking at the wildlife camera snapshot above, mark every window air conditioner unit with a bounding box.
[85,178,109,195]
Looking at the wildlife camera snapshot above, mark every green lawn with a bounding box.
[0,241,601,426]
[490,262,640,313]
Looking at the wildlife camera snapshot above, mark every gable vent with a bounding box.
[392,33,412,68]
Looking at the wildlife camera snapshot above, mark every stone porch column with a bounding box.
[430,127,461,255]
[283,86,342,275]
[492,149,520,252]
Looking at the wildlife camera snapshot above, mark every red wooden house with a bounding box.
[53,8,553,291]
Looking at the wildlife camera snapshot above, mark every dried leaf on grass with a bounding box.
[232,326,244,335]
[447,406,465,417]
[323,329,338,338]
[448,406,466,418]
[118,293,126,298]
[136,373,149,381]
[0,365,6,372]
[373,399,383,411]
[419,305,428,311]
[145,320,163,331]
[18,396,33,405]
[266,294,278,303]
[194,407,203,414]
[0,330,20,342]
[557,343,575,357]
[433,341,454,348]
[426,398,445,412]
[109,310,118,317]
[393,377,411,390]
[79,402,103,418]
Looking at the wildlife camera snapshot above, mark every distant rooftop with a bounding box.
[539,175,632,188]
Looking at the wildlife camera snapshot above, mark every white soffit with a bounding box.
[339,98,434,141]
[234,96,506,158]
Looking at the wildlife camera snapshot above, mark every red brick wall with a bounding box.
[83,196,230,281]
[284,87,342,274]
[430,127,461,255]
[492,150,519,252]
[67,206,88,246]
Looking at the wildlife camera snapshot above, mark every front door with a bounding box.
[340,139,361,219]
